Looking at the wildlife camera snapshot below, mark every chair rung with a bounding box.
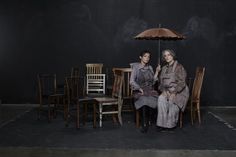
[87,89,104,91]
[99,102,118,105]
[102,111,118,114]
[88,79,104,82]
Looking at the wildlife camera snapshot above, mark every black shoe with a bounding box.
[161,127,176,132]
[167,127,176,131]
[140,125,148,133]
[156,126,164,132]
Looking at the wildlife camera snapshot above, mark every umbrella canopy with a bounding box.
[134,27,186,64]
[134,28,186,40]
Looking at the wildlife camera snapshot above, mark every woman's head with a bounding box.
[162,49,176,64]
[139,50,151,65]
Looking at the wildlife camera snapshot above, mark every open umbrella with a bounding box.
[134,27,186,64]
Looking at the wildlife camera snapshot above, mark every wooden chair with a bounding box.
[71,67,80,77]
[93,69,124,127]
[112,68,139,127]
[191,67,205,125]
[84,73,106,126]
[37,74,64,122]
[65,76,97,128]
[64,76,80,126]
[114,68,133,112]
[179,67,205,127]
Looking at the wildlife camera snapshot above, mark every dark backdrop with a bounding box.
[0,0,235,105]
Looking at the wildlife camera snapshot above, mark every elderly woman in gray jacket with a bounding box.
[155,49,189,131]
[130,50,159,133]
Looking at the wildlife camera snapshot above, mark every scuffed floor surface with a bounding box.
[0,104,236,157]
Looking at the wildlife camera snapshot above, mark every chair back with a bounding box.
[191,67,205,102]
[38,74,57,96]
[86,63,103,74]
[86,74,106,95]
[65,77,81,105]
[37,74,57,105]
[71,67,80,77]
[85,63,104,95]
[112,69,124,99]
[112,68,132,98]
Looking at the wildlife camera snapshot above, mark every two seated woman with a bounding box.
[130,49,189,133]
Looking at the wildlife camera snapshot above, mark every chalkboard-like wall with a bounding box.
[0,0,235,105]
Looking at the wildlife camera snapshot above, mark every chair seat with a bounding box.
[50,94,64,97]
[77,97,96,102]
[87,93,106,97]
[94,97,120,127]
[94,97,118,103]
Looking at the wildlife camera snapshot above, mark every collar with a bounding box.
[167,60,177,67]
[130,62,150,70]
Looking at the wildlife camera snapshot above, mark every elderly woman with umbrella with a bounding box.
[155,49,189,131]
[135,27,189,131]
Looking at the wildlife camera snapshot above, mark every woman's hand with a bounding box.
[169,92,176,102]
[156,64,161,73]
[161,91,175,102]
[161,91,167,97]
[154,64,161,79]
[139,88,144,95]
[170,93,176,98]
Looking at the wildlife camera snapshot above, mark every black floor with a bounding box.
[0,105,236,150]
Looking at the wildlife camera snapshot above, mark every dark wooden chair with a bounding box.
[179,67,205,128]
[64,76,97,128]
[191,67,205,125]
[71,67,80,77]
[112,68,140,127]
[93,69,124,127]
[37,74,64,122]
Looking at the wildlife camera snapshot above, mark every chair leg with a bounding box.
[93,103,96,128]
[118,100,123,125]
[99,103,102,127]
[65,102,69,127]
[197,102,201,125]
[136,110,140,128]
[112,114,117,123]
[83,103,87,126]
[48,104,51,123]
[191,102,194,125]
[76,101,80,129]
[63,99,67,121]
[54,96,60,118]
[113,105,120,125]
[54,98,58,119]
[48,97,52,123]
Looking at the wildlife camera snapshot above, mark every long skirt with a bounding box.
[156,95,179,128]
[134,95,158,110]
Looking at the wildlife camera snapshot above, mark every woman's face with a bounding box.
[163,51,174,63]
[140,53,150,65]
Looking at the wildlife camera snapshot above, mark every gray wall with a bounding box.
[0,0,235,105]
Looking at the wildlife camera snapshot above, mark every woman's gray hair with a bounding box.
[161,49,177,61]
